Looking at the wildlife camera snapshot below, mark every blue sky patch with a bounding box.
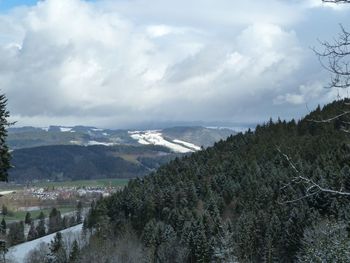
[0,0,38,11]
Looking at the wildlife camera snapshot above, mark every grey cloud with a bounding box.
[0,0,347,128]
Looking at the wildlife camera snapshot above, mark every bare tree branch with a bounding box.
[276,147,350,204]
[307,110,350,123]
[314,25,350,89]
[278,0,350,203]
[322,0,350,3]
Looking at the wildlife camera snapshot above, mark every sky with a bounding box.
[0,0,349,129]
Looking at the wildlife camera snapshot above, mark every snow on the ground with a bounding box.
[86,140,115,146]
[173,139,201,151]
[8,224,83,263]
[60,127,73,132]
[0,190,15,196]
[70,140,82,145]
[129,131,195,153]
[129,133,151,145]
[41,127,49,132]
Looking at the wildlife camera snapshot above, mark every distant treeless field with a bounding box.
[33,178,130,188]
[3,206,76,223]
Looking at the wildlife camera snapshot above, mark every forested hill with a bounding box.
[88,99,350,262]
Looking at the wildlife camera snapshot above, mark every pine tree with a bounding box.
[2,205,7,216]
[0,94,11,182]
[342,165,350,192]
[69,240,80,263]
[62,216,68,229]
[8,221,25,245]
[69,216,76,227]
[0,240,7,263]
[25,212,32,225]
[87,200,98,229]
[49,208,62,233]
[36,211,46,237]
[48,232,67,263]
[76,201,83,224]
[27,222,38,241]
[82,218,88,237]
[0,218,6,235]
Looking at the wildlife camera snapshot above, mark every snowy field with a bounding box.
[8,224,83,263]
[86,140,116,146]
[129,131,201,153]
[172,139,201,151]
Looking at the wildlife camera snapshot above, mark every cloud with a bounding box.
[274,82,325,105]
[305,0,350,10]
[0,0,348,128]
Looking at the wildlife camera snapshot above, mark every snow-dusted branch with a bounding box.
[322,0,350,3]
[314,25,350,89]
[307,111,350,123]
[276,147,350,204]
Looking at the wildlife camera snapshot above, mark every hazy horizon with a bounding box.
[0,0,349,128]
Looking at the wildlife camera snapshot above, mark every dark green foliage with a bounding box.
[0,218,6,235]
[62,216,69,229]
[89,99,350,262]
[49,208,62,234]
[1,205,7,216]
[69,240,80,263]
[8,221,24,245]
[297,219,350,262]
[48,232,67,263]
[36,211,46,237]
[76,201,82,224]
[82,218,88,233]
[0,94,11,182]
[9,145,179,182]
[69,216,76,227]
[25,212,32,225]
[27,222,38,241]
[0,240,7,263]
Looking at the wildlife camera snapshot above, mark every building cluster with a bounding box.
[25,186,116,201]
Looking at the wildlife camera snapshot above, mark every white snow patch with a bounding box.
[70,140,82,145]
[173,139,201,151]
[8,224,83,263]
[87,140,115,146]
[102,132,108,136]
[41,127,49,132]
[0,190,15,196]
[130,133,151,145]
[92,128,103,132]
[60,127,73,132]
[128,131,142,134]
[129,131,194,153]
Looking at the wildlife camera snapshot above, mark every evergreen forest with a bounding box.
[85,99,350,262]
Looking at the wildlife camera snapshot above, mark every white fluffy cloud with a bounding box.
[0,0,348,128]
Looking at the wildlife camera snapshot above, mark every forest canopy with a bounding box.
[87,99,350,262]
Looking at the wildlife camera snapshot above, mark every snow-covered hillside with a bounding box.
[8,125,236,151]
[129,130,200,153]
[8,224,83,263]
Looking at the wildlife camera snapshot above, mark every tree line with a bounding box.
[83,99,350,262]
[1,201,83,247]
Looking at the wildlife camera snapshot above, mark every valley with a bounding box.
[7,126,236,183]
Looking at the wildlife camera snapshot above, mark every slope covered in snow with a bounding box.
[128,131,200,153]
[8,224,83,263]
[8,125,236,151]
[173,139,202,151]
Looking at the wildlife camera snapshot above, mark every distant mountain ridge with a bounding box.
[9,144,179,183]
[7,126,237,183]
[8,126,236,153]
